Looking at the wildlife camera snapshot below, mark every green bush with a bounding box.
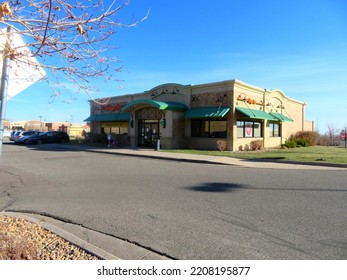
[295,138,310,147]
[284,139,297,148]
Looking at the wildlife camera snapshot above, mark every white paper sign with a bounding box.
[0,28,46,100]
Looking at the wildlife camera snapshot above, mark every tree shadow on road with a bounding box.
[184,182,247,193]
[184,182,347,193]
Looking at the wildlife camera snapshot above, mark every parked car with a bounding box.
[27,131,70,144]
[9,130,22,141]
[13,131,41,144]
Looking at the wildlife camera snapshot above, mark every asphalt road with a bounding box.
[1,143,346,259]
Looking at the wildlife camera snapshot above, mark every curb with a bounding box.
[0,212,120,260]
[241,158,347,169]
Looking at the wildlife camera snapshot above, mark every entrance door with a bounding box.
[138,119,160,147]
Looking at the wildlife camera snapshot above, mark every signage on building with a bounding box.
[245,123,253,137]
[101,103,125,112]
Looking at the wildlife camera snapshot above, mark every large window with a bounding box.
[101,122,128,135]
[191,120,227,138]
[269,122,280,137]
[237,121,262,138]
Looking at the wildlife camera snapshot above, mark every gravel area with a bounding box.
[0,215,99,260]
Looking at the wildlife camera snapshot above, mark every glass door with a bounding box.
[138,119,160,147]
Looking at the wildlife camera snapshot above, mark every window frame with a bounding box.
[191,119,227,138]
[269,122,281,137]
[236,120,263,138]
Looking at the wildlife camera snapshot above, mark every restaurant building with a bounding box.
[85,80,313,151]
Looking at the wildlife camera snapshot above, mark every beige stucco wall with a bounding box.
[190,81,233,108]
[229,81,309,150]
[88,80,311,151]
[264,89,307,139]
[69,123,90,139]
[304,120,314,131]
[186,137,220,150]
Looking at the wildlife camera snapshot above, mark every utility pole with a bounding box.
[0,26,12,160]
[39,115,42,130]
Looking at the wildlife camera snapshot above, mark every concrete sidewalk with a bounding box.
[56,144,346,170]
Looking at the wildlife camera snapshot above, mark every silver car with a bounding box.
[10,130,22,141]
[13,131,41,144]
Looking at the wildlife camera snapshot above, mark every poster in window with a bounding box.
[245,122,253,137]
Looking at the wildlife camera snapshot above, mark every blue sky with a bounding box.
[5,0,347,133]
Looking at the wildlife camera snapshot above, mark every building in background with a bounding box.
[3,120,11,130]
[85,79,313,151]
[69,123,90,140]
[8,121,89,138]
[10,120,46,131]
[45,122,70,132]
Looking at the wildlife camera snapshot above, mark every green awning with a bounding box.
[269,112,293,122]
[121,99,187,112]
[184,107,230,119]
[236,107,278,121]
[84,112,130,122]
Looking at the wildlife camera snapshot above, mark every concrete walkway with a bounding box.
[57,144,347,170]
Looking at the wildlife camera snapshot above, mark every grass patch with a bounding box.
[161,146,347,165]
[66,141,347,165]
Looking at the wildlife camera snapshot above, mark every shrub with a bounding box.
[317,134,342,146]
[216,140,227,152]
[250,140,263,150]
[284,139,297,148]
[295,138,309,147]
[316,136,329,146]
[285,131,320,148]
[289,131,320,146]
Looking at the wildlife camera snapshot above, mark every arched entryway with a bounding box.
[121,99,188,148]
[136,107,162,147]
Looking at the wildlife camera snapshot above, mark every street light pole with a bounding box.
[38,115,42,130]
[0,27,12,160]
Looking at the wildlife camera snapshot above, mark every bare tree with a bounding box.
[0,0,147,100]
[326,123,339,146]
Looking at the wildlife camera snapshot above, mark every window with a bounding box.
[192,120,227,138]
[101,122,128,135]
[237,121,244,138]
[253,122,261,137]
[237,120,262,138]
[269,123,280,137]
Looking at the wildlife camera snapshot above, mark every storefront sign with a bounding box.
[101,103,124,112]
[245,123,253,137]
